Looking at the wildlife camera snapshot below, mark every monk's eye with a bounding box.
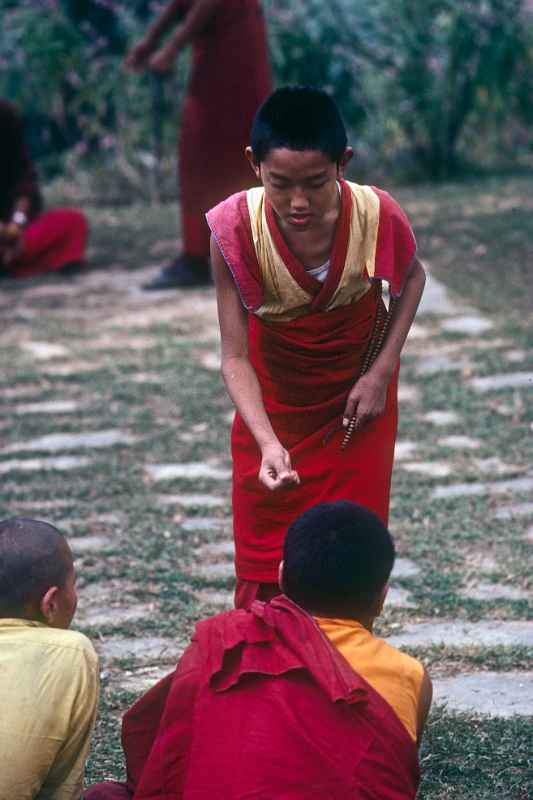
[308,179,328,189]
[271,181,290,190]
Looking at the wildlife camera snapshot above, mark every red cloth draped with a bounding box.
[177,0,272,257]
[10,208,88,279]
[85,597,419,799]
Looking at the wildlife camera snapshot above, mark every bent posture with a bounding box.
[85,501,431,799]
[0,100,88,281]
[208,87,426,606]
[0,518,99,800]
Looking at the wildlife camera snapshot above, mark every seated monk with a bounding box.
[85,501,431,800]
[0,517,99,799]
[0,99,88,280]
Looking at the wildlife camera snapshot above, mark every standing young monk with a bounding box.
[207,87,426,608]
[125,0,272,289]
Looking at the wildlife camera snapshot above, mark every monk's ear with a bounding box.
[337,147,353,176]
[40,585,60,625]
[278,560,285,593]
[245,146,261,180]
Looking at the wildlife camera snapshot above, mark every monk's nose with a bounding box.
[290,188,310,212]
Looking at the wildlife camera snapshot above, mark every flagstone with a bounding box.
[401,461,452,478]
[422,410,461,426]
[471,458,525,478]
[68,535,117,554]
[437,435,481,450]
[494,502,533,520]
[433,672,533,718]
[77,604,155,628]
[156,493,226,509]
[391,558,420,579]
[527,526,533,544]
[416,273,466,316]
[385,587,415,608]
[193,562,235,581]
[416,354,471,375]
[40,362,99,376]
[387,620,533,648]
[194,589,234,609]
[2,429,135,455]
[145,462,232,483]
[503,349,526,363]
[21,341,70,360]
[432,476,533,500]
[96,636,185,662]
[398,384,420,403]
[195,540,234,559]
[13,400,82,415]
[406,323,431,340]
[116,665,172,693]
[470,372,533,392]
[394,441,419,461]
[199,352,221,371]
[182,517,227,532]
[441,316,493,335]
[0,385,46,399]
[462,582,530,601]
[11,498,76,512]
[0,455,92,475]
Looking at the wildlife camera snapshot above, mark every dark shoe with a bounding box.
[142,255,211,290]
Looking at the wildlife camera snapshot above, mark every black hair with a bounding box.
[251,86,348,164]
[0,518,71,617]
[283,501,395,615]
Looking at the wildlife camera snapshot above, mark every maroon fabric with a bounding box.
[233,578,280,609]
[0,100,42,222]
[372,188,417,297]
[83,783,131,799]
[86,597,419,799]
[9,208,88,279]
[178,0,272,257]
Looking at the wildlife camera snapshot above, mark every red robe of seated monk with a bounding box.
[85,596,419,800]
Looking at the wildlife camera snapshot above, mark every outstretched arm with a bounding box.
[148,0,223,72]
[343,258,426,427]
[211,236,300,491]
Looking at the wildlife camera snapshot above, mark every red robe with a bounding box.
[207,182,416,583]
[175,0,272,258]
[85,596,419,799]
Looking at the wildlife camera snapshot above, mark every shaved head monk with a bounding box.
[0,518,99,799]
[85,501,431,799]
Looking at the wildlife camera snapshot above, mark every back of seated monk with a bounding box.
[85,501,431,800]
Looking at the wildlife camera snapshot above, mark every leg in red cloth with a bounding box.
[11,209,88,280]
[234,578,280,610]
[83,782,131,799]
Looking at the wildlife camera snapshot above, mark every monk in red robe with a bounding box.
[207,87,426,608]
[84,501,431,799]
[0,100,88,281]
[125,0,272,289]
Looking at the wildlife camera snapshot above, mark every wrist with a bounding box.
[11,210,27,228]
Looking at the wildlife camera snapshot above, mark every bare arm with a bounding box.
[416,667,433,748]
[147,0,223,72]
[343,257,426,425]
[211,236,300,491]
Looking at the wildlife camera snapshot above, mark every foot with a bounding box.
[142,255,211,290]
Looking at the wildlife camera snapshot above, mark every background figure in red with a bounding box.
[125,0,272,290]
[0,100,88,281]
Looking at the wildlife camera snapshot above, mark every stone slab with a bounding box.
[416,273,465,316]
[21,341,70,360]
[394,441,419,461]
[68,535,116,554]
[503,349,526,363]
[471,458,525,478]
[2,429,135,455]
[193,562,235,581]
[391,558,420,579]
[433,672,533,717]
[416,354,471,376]
[13,401,83,415]
[441,316,493,335]
[182,518,227,532]
[422,411,461,426]
[0,455,91,475]
[96,636,184,662]
[401,461,452,478]
[116,665,172,693]
[432,476,533,500]
[199,352,221,371]
[156,493,226,509]
[195,540,235,559]
[397,384,420,403]
[195,589,234,609]
[387,620,533,648]
[494,502,533,520]
[437,435,481,450]
[145,463,231,483]
[78,604,154,628]
[470,372,533,392]
[386,587,415,608]
[462,582,530,601]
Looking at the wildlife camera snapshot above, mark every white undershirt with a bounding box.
[303,182,341,283]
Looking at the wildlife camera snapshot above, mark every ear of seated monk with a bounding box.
[0,518,99,800]
[85,501,430,800]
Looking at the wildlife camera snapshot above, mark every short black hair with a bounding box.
[251,86,348,164]
[283,501,395,615]
[0,518,71,617]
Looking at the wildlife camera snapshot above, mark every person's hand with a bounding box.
[259,442,300,491]
[124,37,155,72]
[343,369,389,429]
[0,223,23,266]
[148,41,179,73]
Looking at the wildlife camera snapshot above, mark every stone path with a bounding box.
[1,265,531,721]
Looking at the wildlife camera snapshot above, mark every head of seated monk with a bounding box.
[281,500,395,626]
[246,86,353,234]
[0,517,77,628]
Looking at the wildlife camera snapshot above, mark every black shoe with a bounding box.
[142,256,211,290]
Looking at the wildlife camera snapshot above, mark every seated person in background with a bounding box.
[85,501,431,800]
[0,518,99,800]
[0,100,88,281]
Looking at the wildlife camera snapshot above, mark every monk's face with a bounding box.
[247,147,351,234]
